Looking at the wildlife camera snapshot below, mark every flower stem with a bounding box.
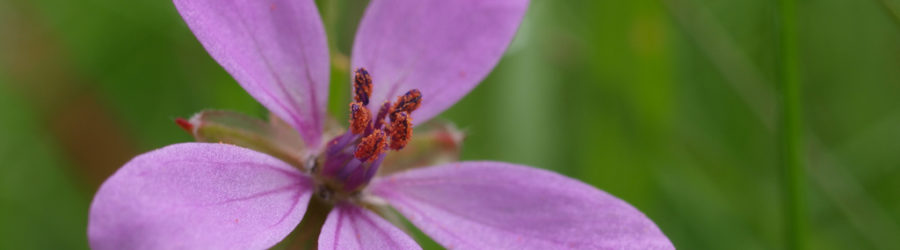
[776,0,806,248]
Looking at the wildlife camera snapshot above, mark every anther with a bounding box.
[354,130,387,162]
[349,102,371,134]
[354,68,373,105]
[391,89,422,118]
[388,112,413,150]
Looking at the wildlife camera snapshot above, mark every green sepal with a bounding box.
[183,110,307,168]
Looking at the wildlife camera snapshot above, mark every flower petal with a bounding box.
[352,0,529,123]
[174,0,330,147]
[370,161,674,250]
[88,143,314,250]
[318,204,421,250]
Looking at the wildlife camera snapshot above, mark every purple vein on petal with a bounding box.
[319,202,421,250]
[231,8,320,144]
[379,194,474,247]
[371,161,674,249]
[272,189,308,227]
[159,159,305,180]
[380,182,585,247]
[352,0,529,124]
[300,52,321,146]
[395,193,572,246]
[348,207,364,248]
[88,143,314,249]
[173,0,329,147]
[217,2,303,133]
[331,208,345,250]
[354,207,403,248]
[202,183,301,207]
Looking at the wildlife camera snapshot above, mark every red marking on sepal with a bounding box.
[175,118,193,133]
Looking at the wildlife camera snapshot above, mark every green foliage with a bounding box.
[0,82,89,250]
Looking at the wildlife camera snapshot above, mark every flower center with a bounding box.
[311,68,421,202]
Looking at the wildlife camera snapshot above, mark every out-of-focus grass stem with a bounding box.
[875,0,900,28]
[776,0,806,248]
[664,0,897,247]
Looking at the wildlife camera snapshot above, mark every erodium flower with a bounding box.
[87,0,675,249]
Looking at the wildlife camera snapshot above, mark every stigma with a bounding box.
[315,67,423,196]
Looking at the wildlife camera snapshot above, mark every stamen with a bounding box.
[391,89,422,119]
[354,130,387,162]
[374,101,392,129]
[349,102,371,134]
[388,112,413,150]
[354,68,373,105]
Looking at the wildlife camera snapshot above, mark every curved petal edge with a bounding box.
[352,0,529,124]
[88,143,314,250]
[174,0,330,147]
[370,161,674,250]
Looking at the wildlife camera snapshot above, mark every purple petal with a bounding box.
[318,204,421,250]
[88,143,314,249]
[174,0,330,147]
[352,0,529,123]
[370,161,674,250]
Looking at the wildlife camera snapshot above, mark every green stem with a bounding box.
[776,0,806,248]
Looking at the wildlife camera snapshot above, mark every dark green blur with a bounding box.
[1,0,899,249]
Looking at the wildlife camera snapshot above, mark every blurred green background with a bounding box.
[2,0,899,249]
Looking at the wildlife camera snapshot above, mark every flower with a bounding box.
[87,0,675,249]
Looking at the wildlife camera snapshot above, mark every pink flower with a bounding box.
[87,0,674,249]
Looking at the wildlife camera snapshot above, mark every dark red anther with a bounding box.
[354,68,373,105]
[349,102,371,134]
[391,89,422,118]
[354,130,387,162]
[388,112,413,150]
[175,118,193,133]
